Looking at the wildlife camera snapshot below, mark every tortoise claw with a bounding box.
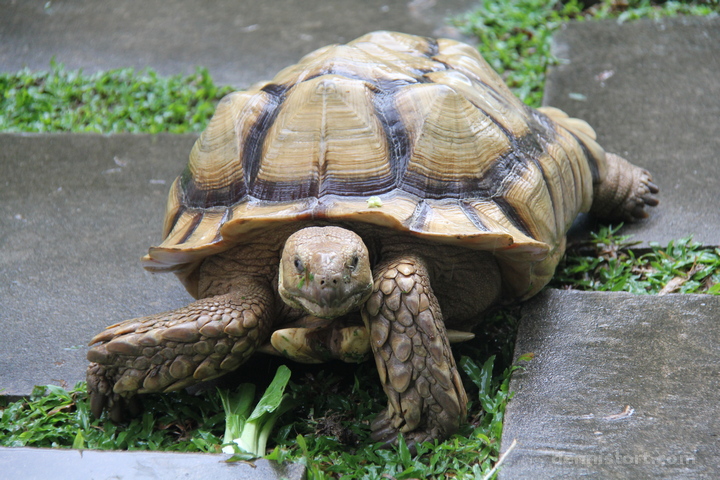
[87,287,274,421]
[87,362,142,422]
[646,180,660,195]
[89,389,107,420]
[370,412,400,446]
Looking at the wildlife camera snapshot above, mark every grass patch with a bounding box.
[1,2,716,130]
[0,384,224,452]
[551,225,720,295]
[0,309,522,479]
[0,62,232,133]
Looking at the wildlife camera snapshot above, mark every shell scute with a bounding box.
[144,31,609,300]
[273,44,421,91]
[253,75,393,199]
[349,31,437,58]
[394,82,512,198]
[433,38,524,109]
[424,70,530,138]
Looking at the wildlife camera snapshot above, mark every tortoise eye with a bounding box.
[293,258,304,273]
[350,255,359,270]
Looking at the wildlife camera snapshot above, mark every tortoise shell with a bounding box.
[142,31,608,300]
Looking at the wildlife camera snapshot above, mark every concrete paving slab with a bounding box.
[545,17,720,247]
[0,0,474,88]
[0,133,197,396]
[499,289,720,479]
[0,446,306,480]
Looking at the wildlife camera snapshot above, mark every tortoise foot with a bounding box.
[87,363,142,422]
[626,164,660,220]
[369,398,462,452]
[86,285,274,419]
[264,315,371,364]
[592,152,659,222]
[363,255,467,448]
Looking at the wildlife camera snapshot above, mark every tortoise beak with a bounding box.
[312,275,344,307]
[290,272,373,319]
[279,264,373,319]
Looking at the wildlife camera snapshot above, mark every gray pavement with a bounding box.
[0,447,306,480]
[546,17,720,247]
[0,0,474,88]
[500,290,720,479]
[1,134,196,396]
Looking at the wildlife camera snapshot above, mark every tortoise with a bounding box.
[87,31,658,446]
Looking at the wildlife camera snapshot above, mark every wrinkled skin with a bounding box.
[87,155,658,447]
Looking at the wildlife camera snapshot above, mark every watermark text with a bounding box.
[553,451,696,467]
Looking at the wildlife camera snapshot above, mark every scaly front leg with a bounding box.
[87,282,275,421]
[362,255,467,448]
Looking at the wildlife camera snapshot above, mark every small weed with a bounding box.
[551,225,720,295]
[583,0,718,22]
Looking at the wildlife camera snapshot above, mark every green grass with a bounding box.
[0,62,232,133]
[1,2,716,131]
[0,384,224,451]
[1,1,719,478]
[551,225,720,294]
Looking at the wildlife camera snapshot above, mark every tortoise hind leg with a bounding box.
[86,283,275,421]
[362,255,467,449]
[591,152,659,222]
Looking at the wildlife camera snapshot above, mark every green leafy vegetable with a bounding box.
[220,365,294,458]
[460,353,529,445]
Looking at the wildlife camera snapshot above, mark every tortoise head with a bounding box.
[279,226,373,319]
